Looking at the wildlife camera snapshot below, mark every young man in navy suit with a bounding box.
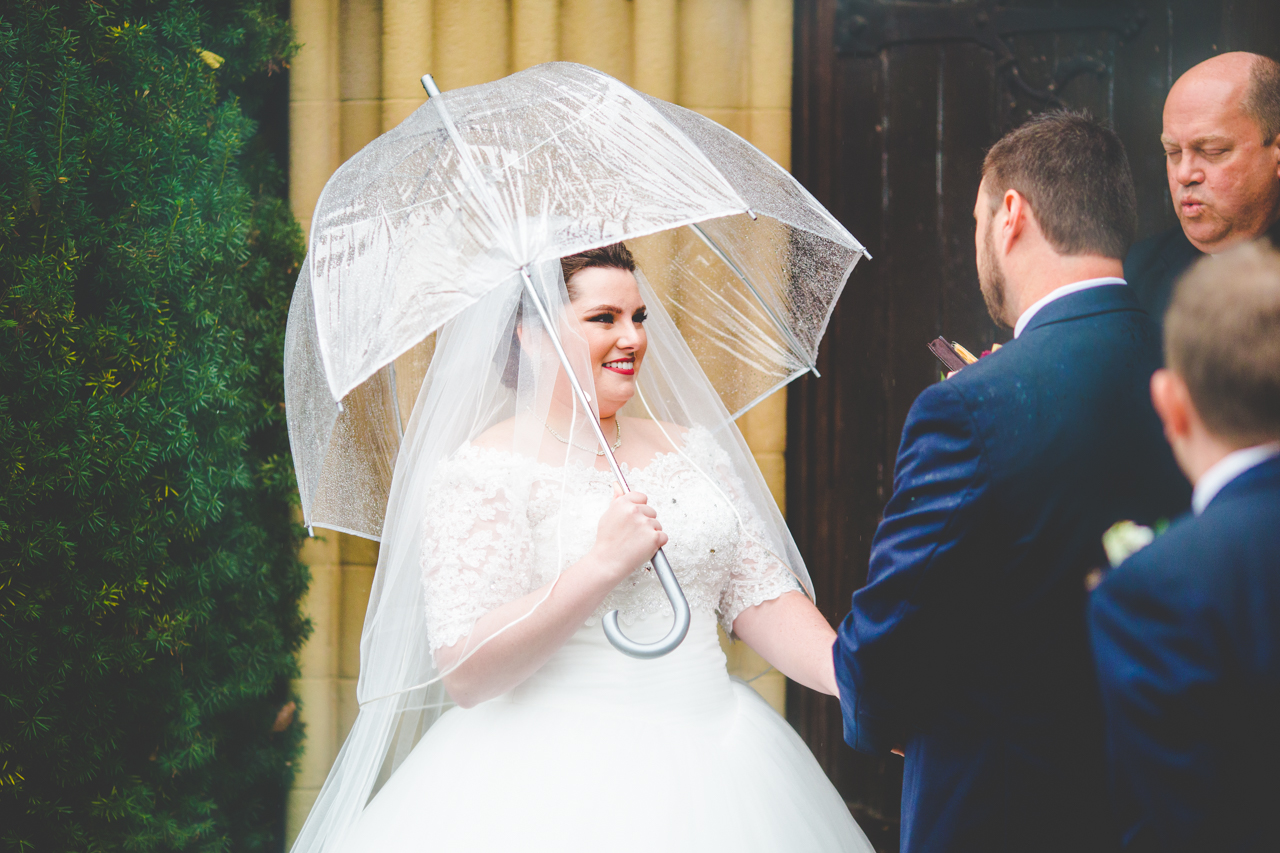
[1090,242,1280,852]
[833,112,1190,853]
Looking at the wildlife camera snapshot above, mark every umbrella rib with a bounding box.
[668,294,794,376]
[420,76,509,238]
[688,222,820,378]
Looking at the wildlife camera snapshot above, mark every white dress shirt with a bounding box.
[1191,442,1280,515]
[1013,277,1127,339]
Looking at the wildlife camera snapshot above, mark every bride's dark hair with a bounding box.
[559,242,636,296]
[500,242,637,387]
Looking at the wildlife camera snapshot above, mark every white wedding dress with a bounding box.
[339,427,872,852]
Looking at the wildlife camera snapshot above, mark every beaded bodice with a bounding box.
[419,426,798,654]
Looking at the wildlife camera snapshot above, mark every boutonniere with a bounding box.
[1102,520,1156,567]
[1086,520,1166,591]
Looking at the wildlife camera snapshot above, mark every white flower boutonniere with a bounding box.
[1102,520,1156,567]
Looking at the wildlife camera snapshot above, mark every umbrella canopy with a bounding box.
[285,62,866,542]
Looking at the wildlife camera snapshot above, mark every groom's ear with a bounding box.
[1000,189,1027,253]
[1151,368,1193,446]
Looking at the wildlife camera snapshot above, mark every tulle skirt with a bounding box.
[337,612,872,852]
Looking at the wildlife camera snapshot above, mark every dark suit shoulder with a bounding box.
[1124,227,1194,276]
[1099,463,1280,613]
[1124,226,1201,324]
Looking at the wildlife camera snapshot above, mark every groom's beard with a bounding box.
[978,223,1010,328]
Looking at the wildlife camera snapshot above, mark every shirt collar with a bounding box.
[1013,277,1127,339]
[1192,442,1280,515]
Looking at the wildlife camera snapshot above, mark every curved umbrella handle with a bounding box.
[602,547,691,659]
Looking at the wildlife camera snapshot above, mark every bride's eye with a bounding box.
[588,312,615,324]
[633,309,647,324]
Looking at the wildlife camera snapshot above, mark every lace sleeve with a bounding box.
[420,447,535,655]
[685,430,802,634]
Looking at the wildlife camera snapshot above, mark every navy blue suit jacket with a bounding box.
[834,284,1190,852]
[1089,455,1280,852]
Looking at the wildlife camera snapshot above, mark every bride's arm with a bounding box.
[731,592,839,697]
[436,490,666,708]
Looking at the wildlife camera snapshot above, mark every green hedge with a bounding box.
[0,1,309,849]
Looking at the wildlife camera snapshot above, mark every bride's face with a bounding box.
[567,266,647,418]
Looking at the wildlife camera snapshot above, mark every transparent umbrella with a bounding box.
[284,61,866,657]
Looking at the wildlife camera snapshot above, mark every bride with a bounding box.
[296,243,872,852]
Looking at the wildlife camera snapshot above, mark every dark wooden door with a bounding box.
[787,2,1280,849]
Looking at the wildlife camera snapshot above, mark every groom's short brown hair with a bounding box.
[1166,240,1280,443]
[982,110,1136,260]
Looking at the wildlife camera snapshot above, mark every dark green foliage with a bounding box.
[0,1,309,849]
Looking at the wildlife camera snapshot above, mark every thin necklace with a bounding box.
[542,416,621,456]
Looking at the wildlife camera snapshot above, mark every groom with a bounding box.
[833,112,1190,852]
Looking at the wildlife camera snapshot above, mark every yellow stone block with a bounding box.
[298,564,341,678]
[435,0,510,91]
[513,0,559,71]
[562,0,633,84]
[381,0,433,129]
[285,787,321,849]
[340,100,383,161]
[719,628,786,715]
[742,386,786,453]
[340,0,383,100]
[289,99,340,228]
[340,564,376,679]
[338,676,361,742]
[691,106,749,138]
[747,0,791,110]
[291,0,340,103]
[633,0,678,100]
[753,449,786,515]
[340,532,381,567]
[293,676,340,789]
[298,524,340,568]
[382,97,425,131]
[748,107,790,169]
[679,0,747,109]
[750,668,788,714]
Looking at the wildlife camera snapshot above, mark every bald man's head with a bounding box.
[1162,52,1280,253]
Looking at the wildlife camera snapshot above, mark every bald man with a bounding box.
[1126,52,1280,326]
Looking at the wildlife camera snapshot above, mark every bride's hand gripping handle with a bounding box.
[598,486,692,660]
[586,487,668,583]
[438,488,678,706]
